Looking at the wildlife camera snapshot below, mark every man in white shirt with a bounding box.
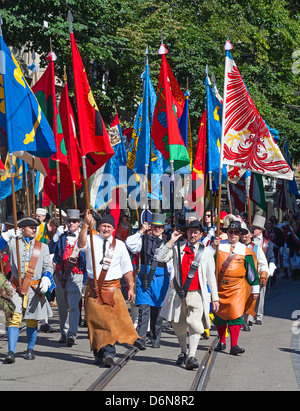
[78,213,139,367]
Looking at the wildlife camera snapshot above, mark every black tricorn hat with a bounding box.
[221,220,248,236]
[17,217,40,228]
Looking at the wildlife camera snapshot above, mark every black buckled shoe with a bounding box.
[4,351,15,364]
[215,342,226,352]
[230,345,245,355]
[176,352,187,366]
[185,356,199,370]
[25,349,35,360]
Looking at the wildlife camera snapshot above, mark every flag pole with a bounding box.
[68,10,99,301]
[63,65,77,209]
[205,66,214,227]
[170,160,184,292]
[246,173,252,225]
[9,155,22,289]
[216,31,232,284]
[24,161,31,215]
[142,45,150,289]
[1,17,22,288]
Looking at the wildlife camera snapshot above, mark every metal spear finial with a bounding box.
[67,10,73,33]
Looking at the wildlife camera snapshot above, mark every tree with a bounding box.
[1,0,299,162]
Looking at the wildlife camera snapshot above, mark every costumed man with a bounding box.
[49,209,86,347]
[210,220,260,355]
[0,216,54,363]
[126,213,171,350]
[240,223,269,331]
[78,213,139,368]
[156,220,219,370]
[252,215,276,325]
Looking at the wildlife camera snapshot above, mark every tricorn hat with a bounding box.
[221,220,248,236]
[5,215,15,226]
[66,209,82,221]
[252,215,266,230]
[18,216,40,228]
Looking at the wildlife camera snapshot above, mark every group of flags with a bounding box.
[0,16,298,225]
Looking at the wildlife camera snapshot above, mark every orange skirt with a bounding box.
[217,276,255,321]
[85,283,139,352]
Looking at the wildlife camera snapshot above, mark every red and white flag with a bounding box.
[221,44,293,181]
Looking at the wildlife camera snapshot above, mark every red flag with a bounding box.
[59,82,82,187]
[70,32,114,176]
[32,55,77,205]
[186,110,207,217]
[151,44,190,171]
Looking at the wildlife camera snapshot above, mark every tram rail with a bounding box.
[87,336,219,392]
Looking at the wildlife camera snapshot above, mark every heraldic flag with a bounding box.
[32,54,79,204]
[70,32,114,177]
[222,44,293,181]
[59,81,82,188]
[151,42,190,171]
[0,35,56,158]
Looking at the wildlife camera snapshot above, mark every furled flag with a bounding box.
[276,140,298,212]
[133,56,156,175]
[179,89,193,171]
[229,177,246,214]
[206,77,227,186]
[32,53,78,204]
[70,30,114,176]
[59,81,82,188]
[221,44,293,180]
[249,173,266,211]
[186,110,207,218]
[0,35,56,158]
[151,42,190,171]
[0,154,24,200]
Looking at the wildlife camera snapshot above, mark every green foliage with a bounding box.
[1,0,299,162]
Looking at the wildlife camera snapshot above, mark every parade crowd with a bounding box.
[0,206,299,370]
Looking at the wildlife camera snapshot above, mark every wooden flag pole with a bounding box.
[63,65,77,210]
[9,154,22,289]
[81,155,99,299]
[246,174,252,226]
[24,161,31,215]
[215,31,232,285]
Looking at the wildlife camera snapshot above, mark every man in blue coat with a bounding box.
[126,213,170,350]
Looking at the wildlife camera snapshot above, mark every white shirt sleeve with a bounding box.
[125,231,143,254]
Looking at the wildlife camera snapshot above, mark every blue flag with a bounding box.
[0,154,23,200]
[133,64,157,174]
[94,114,130,209]
[206,77,227,187]
[128,64,167,200]
[0,35,56,157]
